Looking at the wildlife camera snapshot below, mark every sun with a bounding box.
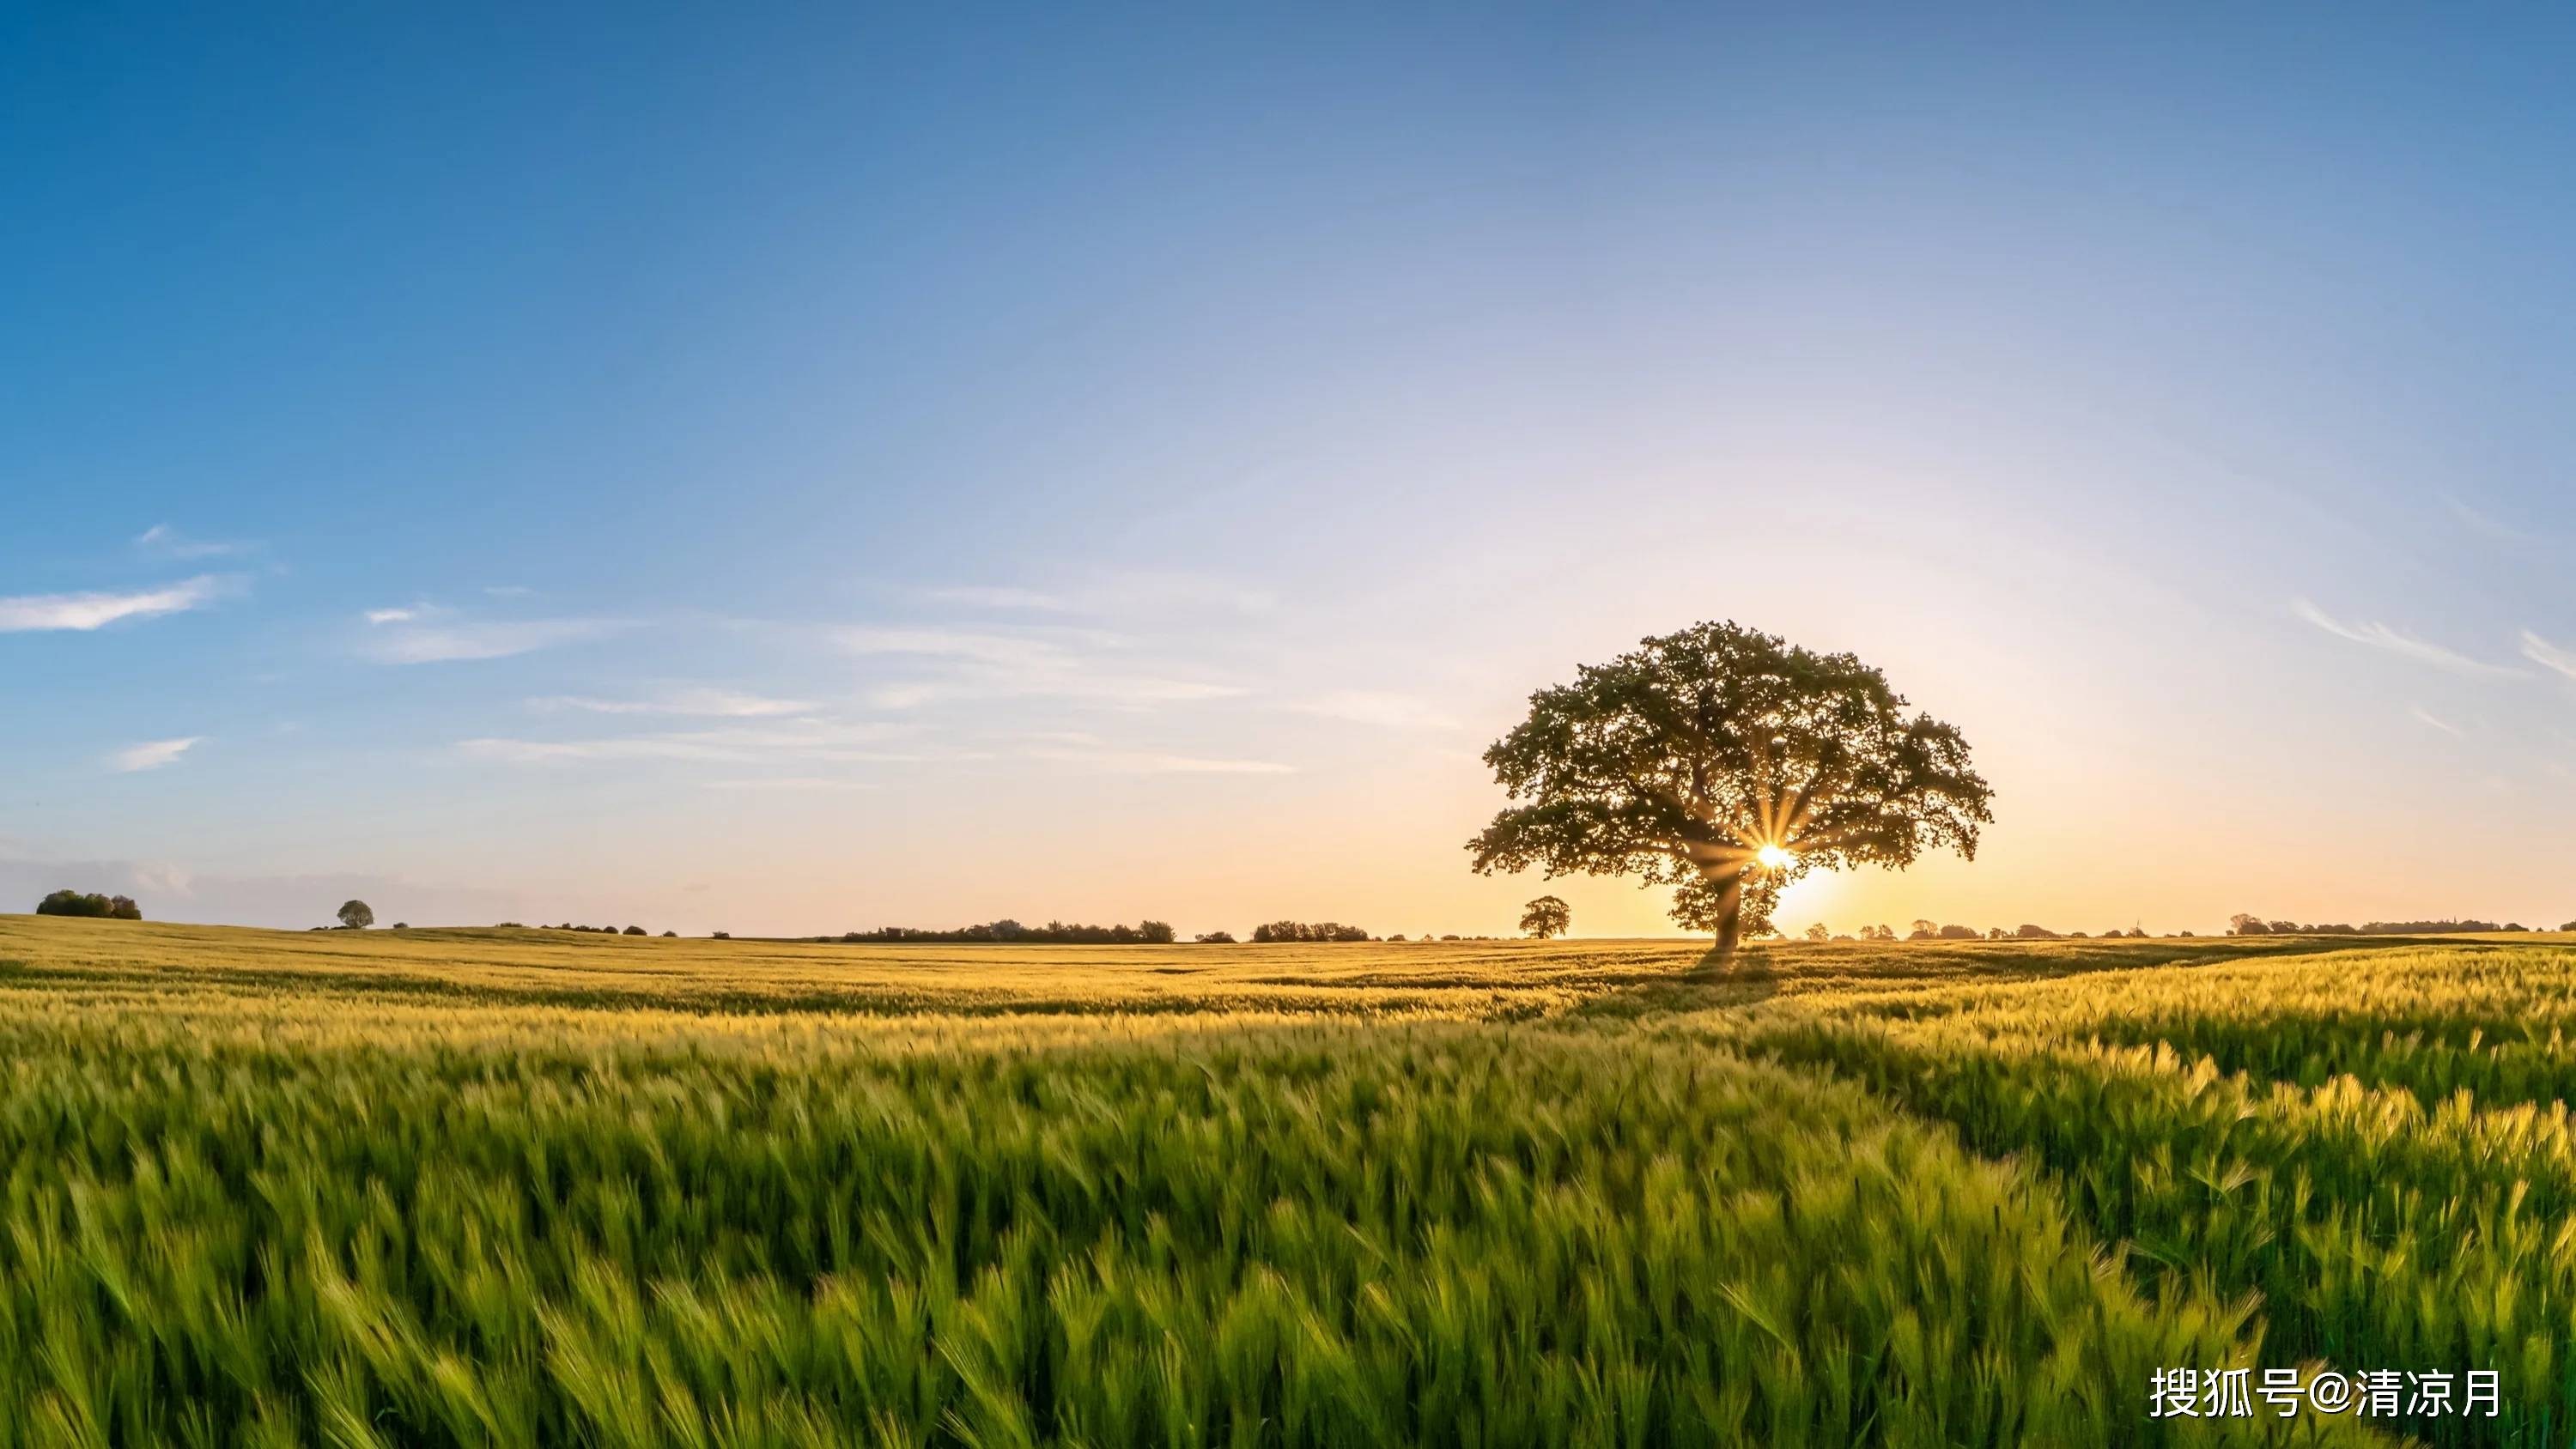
[1755,843,1794,870]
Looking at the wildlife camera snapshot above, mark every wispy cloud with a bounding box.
[457,720,921,767]
[1,576,225,633]
[921,585,1071,612]
[2409,706,2465,737]
[838,627,1089,670]
[841,625,1244,709]
[364,617,623,664]
[701,777,876,791]
[1295,690,1461,731]
[134,524,247,560]
[532,688,815,718]
[2291,599,2524,678]
[109,737,202,773]
[1022,745,1293,775]
[2443,494,2549,546]
[917,572,1275,617]
[2522,630,2576,682]
[364,607,421,625]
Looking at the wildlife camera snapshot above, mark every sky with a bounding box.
[7,4,2576,937]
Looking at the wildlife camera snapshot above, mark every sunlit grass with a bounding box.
[0,913,2526,1444]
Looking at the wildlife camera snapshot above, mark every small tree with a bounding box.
[1804,922,1830,942]
[1519,895,1571,940]
[1469,621,1991,960]
[337,900,374,930]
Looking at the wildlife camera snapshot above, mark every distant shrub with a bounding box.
[1936,925,1978,940]
[34,890,139,920]
[1251,921,1372,943]
[712,931,731,939]
[661,930,677,937]
[2014,925,2057,939]
[1194,931,1237,943]
[495,921,524,929]
[337,900,374,931]
[2564,921,2576,932]
[390,922,408,930]
[623,925,646,936]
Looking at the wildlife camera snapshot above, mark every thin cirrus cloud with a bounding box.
[2522,630,2576,682]
[530,688,816,718]
[0,576,225,632]
[109,737,202,773]
[1021,744,1293,774]
[133,524,247,560]
[2290,599,2524,678]
[456,720,926,767]
[840,625,1246,708]
[2409,706,2465,737]
[361,613,623,664]
[920,573,1277,617]
[1295,690,1462,731]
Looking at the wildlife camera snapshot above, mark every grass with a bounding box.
[6,916,2568,1444]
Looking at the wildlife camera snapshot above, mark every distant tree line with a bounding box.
[1250,921,1371,943]
[1805,921,2155,942]
[33,889,142,920]
[2229,913,2537,936]
[828,919,1179,945]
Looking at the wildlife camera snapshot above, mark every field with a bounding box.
[3,920,2573,1446]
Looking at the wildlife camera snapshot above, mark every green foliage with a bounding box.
[1468,621,1991,948]
[1252,921,1371,943]
[0,915,2502,1446]
[337,900,374,930]
[32,889,140,920]
[1518,895,1571,940]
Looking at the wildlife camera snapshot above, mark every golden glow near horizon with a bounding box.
[1756,844,1795,870]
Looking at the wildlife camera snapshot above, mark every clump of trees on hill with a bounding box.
[1252,921,1371,943]
[831,919,1179,944]
[2230,913,2528,936]
[34,890,142,920]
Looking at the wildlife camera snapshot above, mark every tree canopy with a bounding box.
[1467,621,1993,955]
[1519,894,1571,940]
[337,900,374,930]
[35,890,141,920]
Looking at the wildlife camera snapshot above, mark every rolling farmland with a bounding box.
[3,917,2569,1445]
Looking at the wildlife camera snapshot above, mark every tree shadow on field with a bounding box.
[1560,942,1782,1023]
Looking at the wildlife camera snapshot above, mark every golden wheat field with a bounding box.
[3,916,2573,1446]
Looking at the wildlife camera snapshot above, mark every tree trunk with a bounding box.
[1710,874,1745,962]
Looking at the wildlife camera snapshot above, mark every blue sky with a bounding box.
[8,4,2576,934]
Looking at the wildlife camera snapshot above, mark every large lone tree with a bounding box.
[1467,621,1993,959]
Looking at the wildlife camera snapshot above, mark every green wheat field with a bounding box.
[5,918,2574,1446]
